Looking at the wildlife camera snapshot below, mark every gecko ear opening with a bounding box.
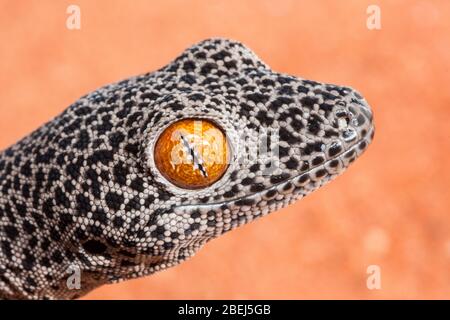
[154,118,230,189]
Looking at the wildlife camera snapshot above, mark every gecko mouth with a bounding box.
[173,128,374,226]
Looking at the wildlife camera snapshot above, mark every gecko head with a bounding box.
[69,38,373,282]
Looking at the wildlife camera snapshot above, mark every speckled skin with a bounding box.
[0,38,374,299]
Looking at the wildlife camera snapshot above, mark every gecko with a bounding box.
[0,38,374,299]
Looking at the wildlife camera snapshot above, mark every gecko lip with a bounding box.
[173,130,373,218]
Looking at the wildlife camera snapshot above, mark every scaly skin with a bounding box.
[0,38,374,299]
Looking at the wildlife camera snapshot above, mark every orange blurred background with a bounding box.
[0,0,449,299]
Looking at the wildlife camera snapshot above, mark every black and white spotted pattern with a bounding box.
[0,38,374,299]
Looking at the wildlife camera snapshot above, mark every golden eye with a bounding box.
[154,119,229,189]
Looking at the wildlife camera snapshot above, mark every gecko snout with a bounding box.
[339,88,374,143]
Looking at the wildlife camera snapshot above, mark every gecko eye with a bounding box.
[154,119,230,189]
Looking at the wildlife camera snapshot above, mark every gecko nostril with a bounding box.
[334,109,351,130]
